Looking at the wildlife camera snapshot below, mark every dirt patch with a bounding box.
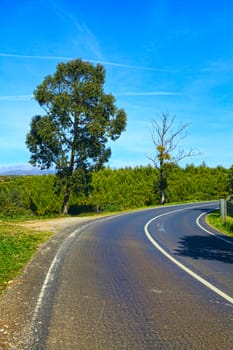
[18,216,100,233]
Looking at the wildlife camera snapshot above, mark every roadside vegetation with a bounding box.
[0,222,52,294]
[0,163,230,218]
[206,211,233,237]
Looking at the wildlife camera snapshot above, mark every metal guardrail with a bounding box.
[227,200,233,217]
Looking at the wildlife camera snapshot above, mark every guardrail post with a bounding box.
[220,199,227,221]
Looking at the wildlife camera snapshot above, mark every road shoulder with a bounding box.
[0,216,98,349]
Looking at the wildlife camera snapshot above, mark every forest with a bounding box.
[0,163,231,219]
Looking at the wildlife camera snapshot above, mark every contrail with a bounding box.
[0,53,72,60]
[0,95,33,101]
[0,92,181,101]
[114,91,181,96]
[0,53,172,72]
[0,92,180,101]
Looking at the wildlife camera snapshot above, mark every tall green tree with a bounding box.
[148,113,200,204]
[26,59,127,214]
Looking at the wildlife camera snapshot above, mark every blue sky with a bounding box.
[1,0,233,171]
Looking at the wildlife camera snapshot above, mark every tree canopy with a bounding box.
[26,59,127,214]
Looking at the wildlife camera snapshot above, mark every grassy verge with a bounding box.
[206,210,233,237]
[0,222,53,294]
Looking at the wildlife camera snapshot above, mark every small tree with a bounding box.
[26,59,127,214]
[148,113,200,204]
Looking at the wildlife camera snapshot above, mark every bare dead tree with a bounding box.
[148,113,200,204]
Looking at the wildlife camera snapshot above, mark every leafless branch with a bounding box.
[148,112,200,166]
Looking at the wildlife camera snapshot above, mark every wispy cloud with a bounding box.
[0,94,33,101]
[0,91,181,102]
[0,53,72,60]
[0,53,172,72]
[114,91,182,96]
[45,0,103,57]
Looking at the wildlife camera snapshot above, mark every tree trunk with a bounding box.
[61,117,77,215]
[61,188,70,215]
[160,190,165,205]
[159,162,166,204]
[96,204,100,214]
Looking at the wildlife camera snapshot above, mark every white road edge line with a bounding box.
[31,224,90,324]
[144,206,233,305]
[31,217,114,325]
[196,212,233,245]
[32,249,62,322]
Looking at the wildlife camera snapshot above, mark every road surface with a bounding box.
[5,202,233,349]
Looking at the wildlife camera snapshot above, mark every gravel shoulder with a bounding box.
[0,216,100,349]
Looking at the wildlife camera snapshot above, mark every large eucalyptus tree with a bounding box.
[26,59,127,214]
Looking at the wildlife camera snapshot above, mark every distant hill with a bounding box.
[0,166,55,176]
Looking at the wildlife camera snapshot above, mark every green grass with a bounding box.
[206,211,233,237]
[0,222,53,294]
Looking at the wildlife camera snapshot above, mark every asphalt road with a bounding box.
[26,202,233,349]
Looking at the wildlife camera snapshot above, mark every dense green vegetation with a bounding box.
[0,163,231,218]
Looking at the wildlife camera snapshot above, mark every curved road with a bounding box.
[27,202,232,349]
